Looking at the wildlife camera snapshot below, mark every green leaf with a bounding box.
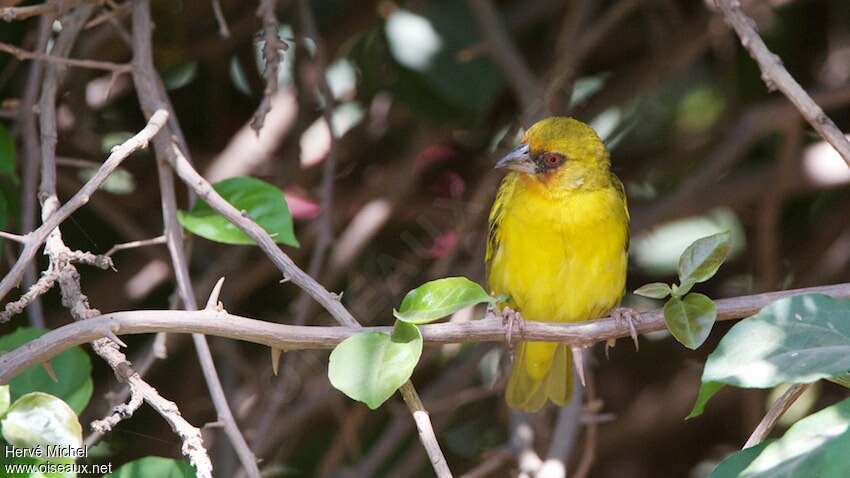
[633,282,672,299]
[328,321,423,409]
[107,456,196,478]
[393,277,499,324]
[677,231,731,290]
[733,397,850,477]
[687,380,724,419]
[0,385,9,417]
[663,293,716,350]
[0,123,16,181]
[177,176,299,247]
[708,441,773,478]
[1,392,82,456]
[689,294,850,417]
[0,328,92,414]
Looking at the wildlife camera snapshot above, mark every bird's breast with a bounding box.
[488,184,628,324]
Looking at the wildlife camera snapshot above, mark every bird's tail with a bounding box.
[506,341,572,412]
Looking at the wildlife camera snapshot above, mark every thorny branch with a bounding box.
[2,282,849,386]
[252,0,286,134]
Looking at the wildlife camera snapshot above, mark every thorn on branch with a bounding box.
[271,347,283,376]
[42,361,58,383]
[205,277,226,310]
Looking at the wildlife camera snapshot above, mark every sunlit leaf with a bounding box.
[0,328,92,414]
[677,231,731,295]
[106,456,196,478]
[633,282,672,300]
[663,293,716,350]
[1,392,82,455]
[177,176,299,246]
[711,397,850,477]
[328,321,422,409]
[689,294,850,418]
[393,277,499,324]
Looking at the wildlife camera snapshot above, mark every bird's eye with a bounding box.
[543,154,562,168]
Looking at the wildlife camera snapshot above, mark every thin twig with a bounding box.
[39,4,97,204]
[2,282,849,386]
[545,0,640,114]
[252,0,285,134]
[0,2,79,22]
[0,231,26,243]
[466,0,544,122]
[18,15,52,328]
[292,0,338,326]
[398,382,453,478]
[0,41,132,73]
[714,0,850,166]
[743,383,810,449]
[105,235,166,257]
[211,0,231,38]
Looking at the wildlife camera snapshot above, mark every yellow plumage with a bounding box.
[486,117,629,412]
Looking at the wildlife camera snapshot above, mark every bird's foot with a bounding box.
[501,306,524,353]
[610,307,640,352]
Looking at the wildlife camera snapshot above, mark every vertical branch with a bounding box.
[18,15,52,328]
[538,371,584,478]
[466,0,544,123]
[398,382,453,478]
[755,121,802,289]
[129,2,260,477]
[252,0,284,134]
[39,5,97,201]
[292,0,338,326]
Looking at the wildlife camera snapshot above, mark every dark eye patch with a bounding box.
[534,152,566,173]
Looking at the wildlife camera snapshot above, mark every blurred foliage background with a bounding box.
[2,0,850,476]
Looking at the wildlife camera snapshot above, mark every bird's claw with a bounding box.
[501,306,524,353]
[610,307,640,352]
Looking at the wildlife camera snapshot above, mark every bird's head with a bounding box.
[495,117,610,189]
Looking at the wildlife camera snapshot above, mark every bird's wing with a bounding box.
[486,173,518,266]
[610,172,630,252]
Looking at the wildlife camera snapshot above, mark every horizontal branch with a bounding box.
[2,282,848,384]
[0,41,131,73]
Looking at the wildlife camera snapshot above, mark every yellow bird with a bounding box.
[486,117,630,412]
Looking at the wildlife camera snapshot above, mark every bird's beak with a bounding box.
[495,144,534,173]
